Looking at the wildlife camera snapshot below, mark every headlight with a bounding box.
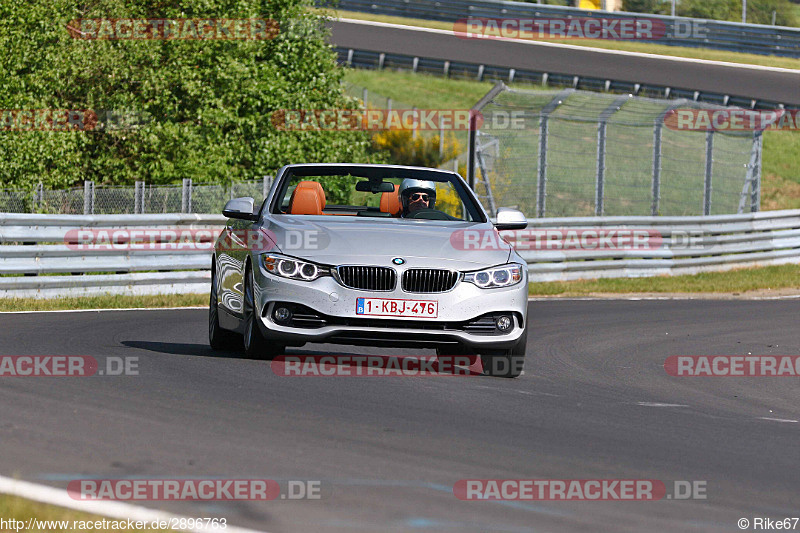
[262,254,330,281]
[463,264,523,289]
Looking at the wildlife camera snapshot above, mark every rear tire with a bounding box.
[243,264,284,360]
[209,264,240,350]
[480,324,527,378]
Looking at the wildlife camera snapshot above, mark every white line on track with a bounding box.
[337,18,800,74]
[636,402,690,407]
[757,417,799,423]
[0,475,268,533]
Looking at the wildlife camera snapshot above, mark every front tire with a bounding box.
[436,344,478,370]
[243,264,284,360]
[209,263,239,350]
[480,324,527,378]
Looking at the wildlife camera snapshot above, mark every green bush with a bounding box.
[0,0,382,189]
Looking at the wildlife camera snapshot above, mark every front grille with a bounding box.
[337,266,396,291]
[402,269,459,293]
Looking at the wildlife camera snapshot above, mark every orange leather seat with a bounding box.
[296,180,326,210]
[380,185,402,216]
[289,186,323,215]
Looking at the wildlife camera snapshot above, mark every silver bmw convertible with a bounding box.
[209,163,529,377]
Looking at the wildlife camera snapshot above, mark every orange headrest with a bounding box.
[380,184,402,216]
[296,181,326,210]
[289,186,323,215]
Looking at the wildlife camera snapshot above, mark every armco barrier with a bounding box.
[1,211,800,297]
[325,0,800,58]
[0,214,225,298]
[519,209,800,282]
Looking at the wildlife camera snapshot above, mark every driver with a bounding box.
[398,178,437,218]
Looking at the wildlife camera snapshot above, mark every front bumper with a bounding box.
[253,262,528,349]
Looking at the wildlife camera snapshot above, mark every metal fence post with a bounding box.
[535,88,574,218]
[362,88,368,108]
[467,82,507,191]
[537,116,549,218]
[596,95,629,217]
[263,175,273,200]
[438,116,445,159]
[704,131,714,216]
[651,122,663,216]
[751,132,762,212]
[83,180,93,215]
[134,180,144,214]
[596,120,607,216]
[182,178,192,214]
[35,182,43,212]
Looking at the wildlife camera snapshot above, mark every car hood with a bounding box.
[262,216,512,270]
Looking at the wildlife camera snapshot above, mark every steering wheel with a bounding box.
[407,208,453,220]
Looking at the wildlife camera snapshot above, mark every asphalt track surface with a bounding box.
[1,300,799,532]
[329,20,800,106]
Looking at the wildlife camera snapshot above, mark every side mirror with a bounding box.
[223,197,258,221]
[494,207,527,231]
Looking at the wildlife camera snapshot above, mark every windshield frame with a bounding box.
[264,164,488,223]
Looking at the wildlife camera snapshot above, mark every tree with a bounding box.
[0,0,381,189]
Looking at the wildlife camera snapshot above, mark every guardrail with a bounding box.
[325,0,800,58]
[2,211,799,298]
[335,47,786,109]
[517,209,800,282]
[0,214,225,298]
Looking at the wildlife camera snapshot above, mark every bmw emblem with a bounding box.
[392,257,405,265]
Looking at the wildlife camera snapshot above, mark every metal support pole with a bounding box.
[362,88,368,108]
[134,180,144,214]
[652,123,663,216]
[412,106,418,140]
[537,116,549,218]
[751,133,762,212]
[467,81,507,191]
[263,175,273,200]
[467,120,478,191]
[596,122,607,216]
[704,131,714,216]
[535,88,574,218]
[83,180,93,215]
[36,182,43,212]
[596,95,629,217]
[439,116,445,159]
[182,178,192,214]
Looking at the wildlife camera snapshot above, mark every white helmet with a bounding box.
[398,178,436,213]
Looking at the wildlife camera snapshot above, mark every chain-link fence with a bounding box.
[0,178,270,214]
[470,86,762,218]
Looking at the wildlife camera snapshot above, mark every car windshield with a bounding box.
[270,167,485,222]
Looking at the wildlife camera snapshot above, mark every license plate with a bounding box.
[356,297,438,318]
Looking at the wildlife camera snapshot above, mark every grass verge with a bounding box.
[0,493,169,532]
[323,8,800,71]
[0,293,207,312]
[530,263,800,296]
